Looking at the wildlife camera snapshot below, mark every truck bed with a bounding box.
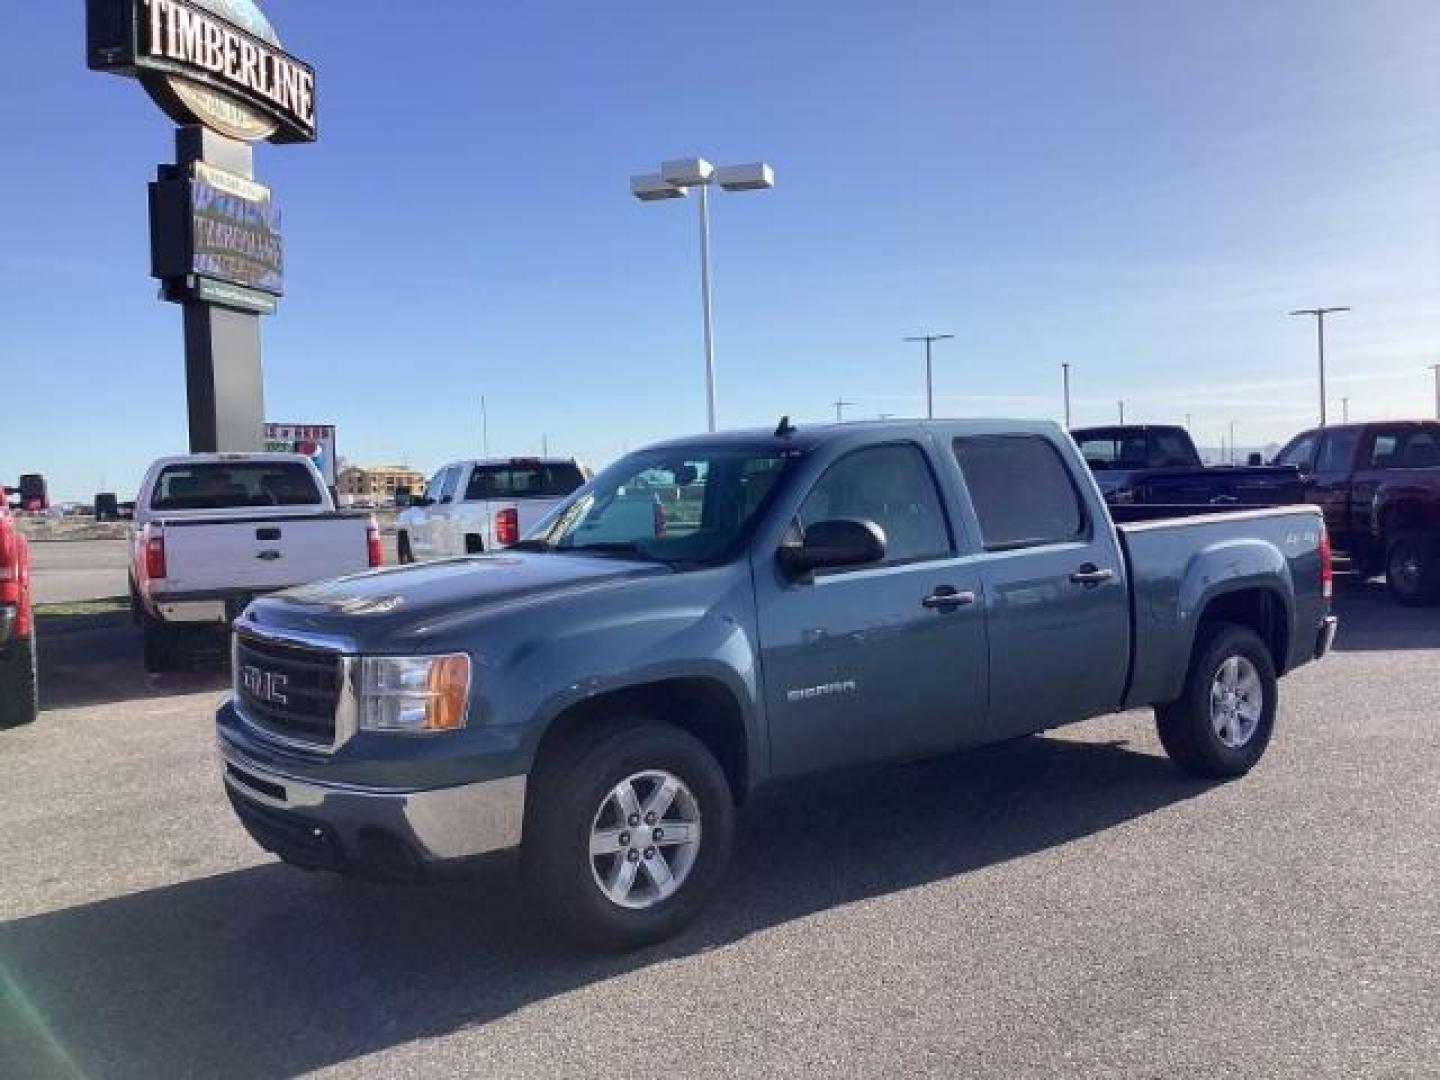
[1113,504,1329,711]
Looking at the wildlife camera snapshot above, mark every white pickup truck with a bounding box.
[130,453,382,671]
[395,457,589,562]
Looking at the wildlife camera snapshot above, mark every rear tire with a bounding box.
[397,532,414,565]
[1385,530,1440,606]
[1156,622,1277,779]
[0,636,39,729]
[522,720,734,952]
[142,616,181,674]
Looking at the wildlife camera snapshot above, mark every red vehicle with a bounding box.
[1274,421,1440,605]
[1,487,37,727]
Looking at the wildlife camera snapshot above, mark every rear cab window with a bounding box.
[464,462,587,501]
[952,435,1087,550]
[150,462,322,511]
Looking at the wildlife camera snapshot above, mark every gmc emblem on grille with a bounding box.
[241,665,289,706]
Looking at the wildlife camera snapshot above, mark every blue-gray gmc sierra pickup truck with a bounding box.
[218,419,1337,950]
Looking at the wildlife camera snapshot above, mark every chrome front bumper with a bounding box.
[220,742,526,876]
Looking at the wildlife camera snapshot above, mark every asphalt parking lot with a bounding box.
[1,577,1437,1079]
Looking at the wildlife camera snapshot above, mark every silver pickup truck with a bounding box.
[217,419,1336,950]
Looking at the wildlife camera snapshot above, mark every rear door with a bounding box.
[949,433,1131,741]
[757,440,990,776]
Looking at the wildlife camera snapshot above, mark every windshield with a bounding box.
[150,462,322,510]
[526,447,792,565]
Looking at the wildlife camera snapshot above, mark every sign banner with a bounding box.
[265,423,336,486]
[191,162,283,294]
[87,0,317,144]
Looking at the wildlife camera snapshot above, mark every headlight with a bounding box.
[357,654,471,733]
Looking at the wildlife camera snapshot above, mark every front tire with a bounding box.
[522,720,735,952]
[0,636,39,729]
[1385,530,1440,606]
[1156,623,1277,779]
[397,532,415,565]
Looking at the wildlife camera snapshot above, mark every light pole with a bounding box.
[1289,306,1349,427]
[1342,397,1350,424]
[631,158,776,432]
[904,334,954,419]
[1118,400,1125,424]
[1432,364,1440,420]
[832,399,856,423]
[1061,363,1072,428]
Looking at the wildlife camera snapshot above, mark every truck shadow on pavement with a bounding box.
[0,734,1209,1080]
[1330,575,1440,653]
[37,612,229,711]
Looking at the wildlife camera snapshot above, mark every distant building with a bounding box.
[338,465,426,504]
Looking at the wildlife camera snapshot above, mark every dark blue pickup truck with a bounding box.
[1072,425,1304,507]
[218,419,1336,950]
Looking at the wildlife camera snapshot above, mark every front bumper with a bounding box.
[220,741,526,878]
[1315,615,1339,660]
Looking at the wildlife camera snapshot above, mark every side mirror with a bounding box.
[778,519,886,576]
[394,487,413,508]
[1247,452,1264,467]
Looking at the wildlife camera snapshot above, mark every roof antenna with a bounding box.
[774,415,796,438]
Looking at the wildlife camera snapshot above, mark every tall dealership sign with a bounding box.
[87,0,316,453]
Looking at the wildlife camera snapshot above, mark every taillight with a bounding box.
[653,499,668,538]
[0,529,17,604]
[495,507,519,546]
[144,527,168,579]
[367,520,384,568]
[1320,527,1333,601]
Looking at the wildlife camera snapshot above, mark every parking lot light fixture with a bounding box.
[1289,306,1350,427]
[631,156,776,432]
[903,334,955,419]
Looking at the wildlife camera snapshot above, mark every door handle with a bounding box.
[922,586,976,610]
[256,550,282,562]
[1070,564,1115,586]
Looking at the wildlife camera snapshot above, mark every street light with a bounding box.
[832,398,856,423]
[1061,363,1072,428]
[630,157,776,432]
[1289,306,1350,427]
[903,333,954,419]
[1431,364,1440,420]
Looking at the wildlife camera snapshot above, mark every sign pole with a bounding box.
[173,126,265,452]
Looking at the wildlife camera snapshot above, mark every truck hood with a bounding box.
[243,553,673,644]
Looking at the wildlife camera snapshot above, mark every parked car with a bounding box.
[395,457,590,562]
[217,419,1335,950]
[1273,421,1440,605]
[130,454,383,672]
[0,487,37,728]
[1071,424,1303,506]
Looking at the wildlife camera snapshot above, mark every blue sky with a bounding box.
[3,1,1437,499]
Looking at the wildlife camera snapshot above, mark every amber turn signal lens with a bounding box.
[426,654,471,731]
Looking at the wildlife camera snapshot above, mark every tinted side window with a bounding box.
[797,444,951,564]
[1151,430,1198,467]
[1400,430,1440,468]
[439,467,461,503]
[953,436,1086,550]
[1275,433,1318,469]
[1315,430,1360,473]
[1367,431,1406,469]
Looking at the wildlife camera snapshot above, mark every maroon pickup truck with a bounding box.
[1,488,37,727]
[1275,421,1440,605]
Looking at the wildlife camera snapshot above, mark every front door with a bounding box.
[758,442,989,777]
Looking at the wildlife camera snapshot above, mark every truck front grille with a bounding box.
[234,632,342,748]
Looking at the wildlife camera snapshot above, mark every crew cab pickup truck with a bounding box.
[131,454,382,672]
[0,489,37,728]
[217,420,1336,950]
[1274,421,1440,605]
[1072,424,1304,507]
[395,457,589,562]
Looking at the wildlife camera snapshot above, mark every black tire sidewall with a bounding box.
[0,635,38,729]
[1386,532,1439,606]
[1184,625,1278,776]
[397,532,414,564]
[524,722,734,951]
[142,616,179,673]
